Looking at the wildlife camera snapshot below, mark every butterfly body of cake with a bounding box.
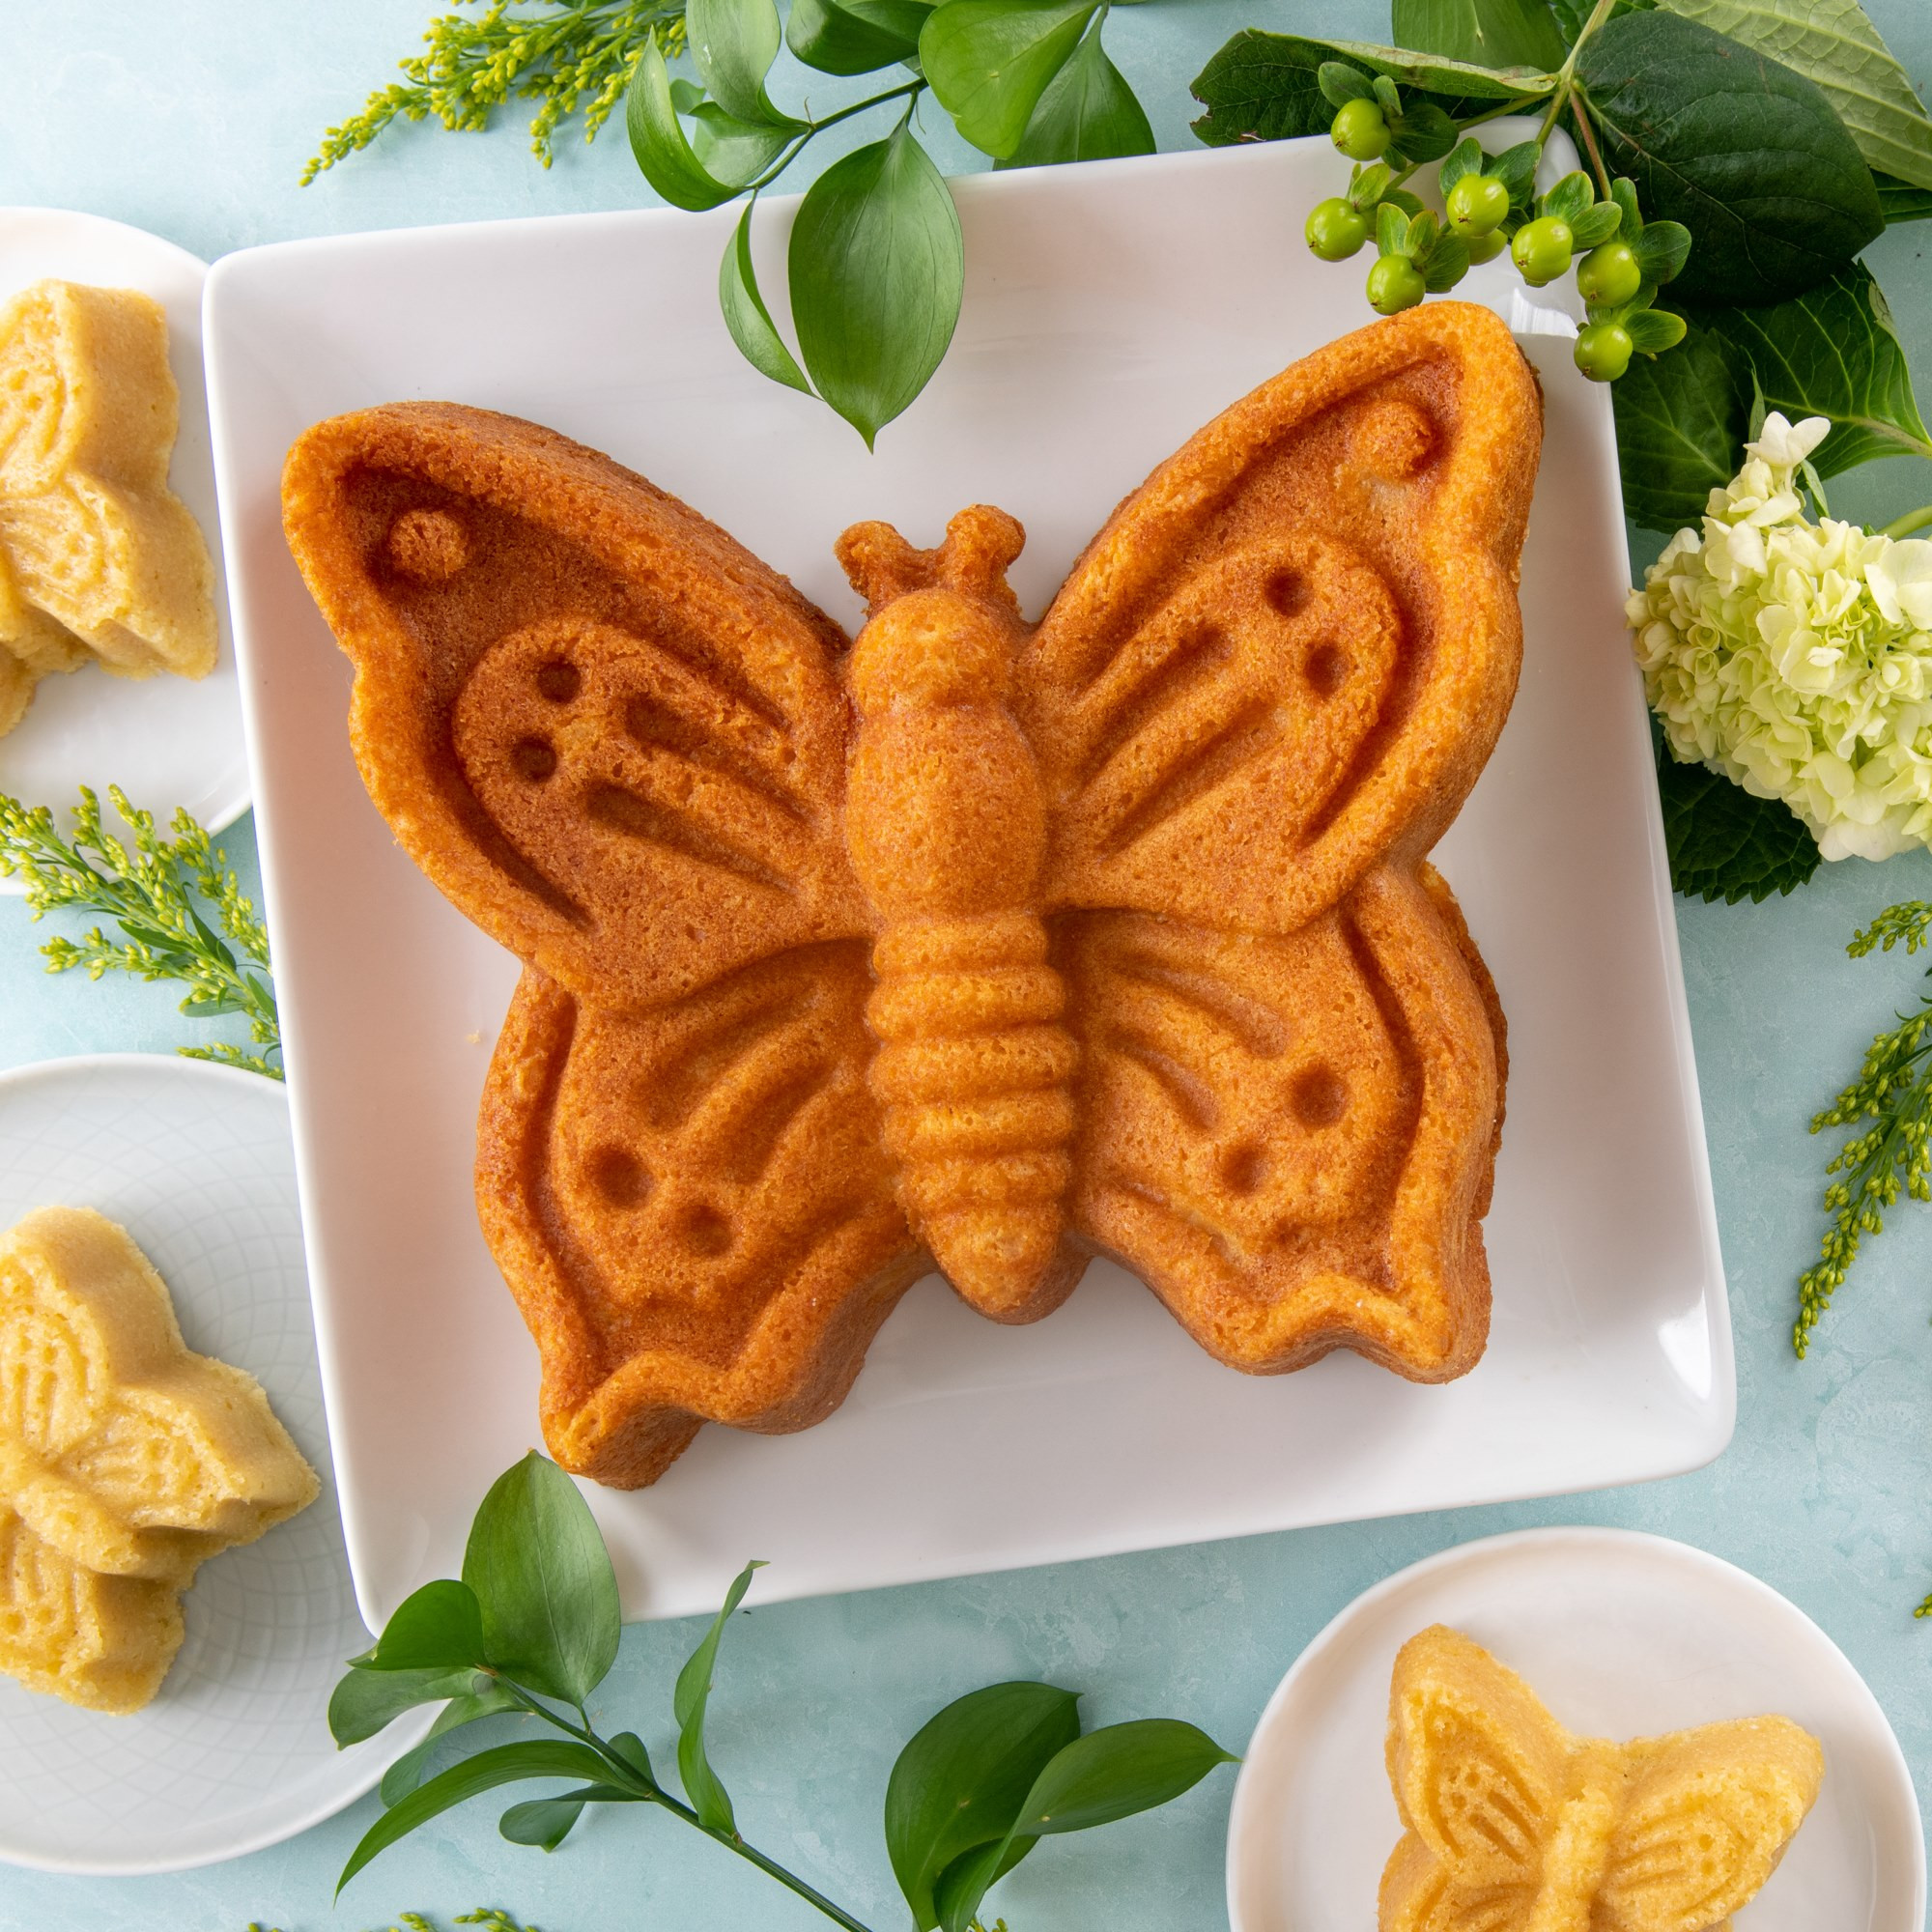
[1380,1626,1824,1932]
[283,301,1541,1487]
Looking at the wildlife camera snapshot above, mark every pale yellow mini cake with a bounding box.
[0,1206,318,1714]
[1380,1625,1823,1932]
[0,278,217,735]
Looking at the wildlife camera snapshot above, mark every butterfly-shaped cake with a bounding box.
[283,301,1541,1488]
[1380,1625,1824,1930]
[0,1207,317,1713]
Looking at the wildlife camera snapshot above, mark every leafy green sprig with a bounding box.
[248,1914,539,1932]
[0,787,280,1080]
[305,0,690,180]
[1795,901,1932,1357]
[334,1454,1235,1930]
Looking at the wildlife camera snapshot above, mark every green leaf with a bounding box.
[1652,0,1932,193]
[336,1739,612,1893]
[1577,11,1884,305]
[689,103,795,187]
[1005,1719,1237,1837]
[499,1795,590,1851]
[1491,138,1540,204]
[1632,218,1690,283]
[671,1559,763,1834]
[328,1664,484,1747]
[1392,0,1569,71]
[1378,201,1414,256]
[1439,135,1485,189]
[884,1681,1081,1930]
[789,119,964,446]
[462,1453,622,1707]
[1570,201,1622,247]
[933,1834,1039,1932]
[1541,169,1595,225]
[1876,172,1932,223]
[1656,748,1820,902]
[688,0,799,127]
[787,0,932,74]
[1625,306,1687,353]
[610,1730,656,1782]
[1190,30,1551,149]
[1420,228,1471,291]
[1701,264,1932,477]
[921,0,1099,157]
[1389,99,1459,163]
[380,1683,523,1805]
[1318,59,1377,107]
[720,203,811,393]
[626,39,742,212]
[1000,22,1155,167]
[367,1579,488,1673]
[1612,309,1749,530]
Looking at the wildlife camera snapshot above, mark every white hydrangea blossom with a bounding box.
[1629,412,1932,862]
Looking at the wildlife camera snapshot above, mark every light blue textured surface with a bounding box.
[4,6,1932,1928]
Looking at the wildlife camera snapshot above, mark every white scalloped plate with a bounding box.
[0,208,248,880]
[1227,1527,1925,1932]
[0,1055,423,1874]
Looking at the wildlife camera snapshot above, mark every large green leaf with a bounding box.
[689,103,795,188]
[671,1560,762,1834]
[366,1579,488,1673]
[1391,0,1568,71]
[688,0,799,127]
[336,1740,612,1893]
[1657,747,1821,902]
[1577,11,1884,305]
[788,120,964,446]
[1654,0,1932,192]
[884,1681,1081,1930]
[626,39,743,211]
[1610,311,1749,532]
[1703,264,1932,477]
[921,0,1100,158]
[1000,22,1155,167]
[462,1453,622,1707]
[786,0,932,74]
[1003,1719,1236,1837]
[1190,29,1551,149]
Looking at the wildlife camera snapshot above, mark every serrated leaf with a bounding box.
[626,39,742,212]
[1391,0,1569,71]
[1611,310,1749,531]
[462,1453,621,1707]
[789,120,964,446]
[335,1740,611,1894]
[1577,11,1883,305]
[1656,748,1820,902]
[1653,0,1932,192]
[720,202,811,394]
[1702,263,1932,477]
[921,0,1099,157]
[885,1681,1082,1931]
[672,1560,763,1834]
[1000,22,1154,167]
[786,0,931,74]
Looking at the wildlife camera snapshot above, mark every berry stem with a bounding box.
[1567,89,1613,198]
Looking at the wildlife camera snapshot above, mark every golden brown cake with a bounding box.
[0,1207,319,1713]
[1380,1625,1824,1931]
[282,300,1540,1486]
[0,278,217,735]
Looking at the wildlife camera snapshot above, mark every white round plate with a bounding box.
[1227,1526,1924,1932]
[0,1055,423,1874]
[0,208,248,886]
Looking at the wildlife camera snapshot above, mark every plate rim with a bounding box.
[0,203,250,895]
[1223,1522,1928,1932]
[0,1047,426,1875]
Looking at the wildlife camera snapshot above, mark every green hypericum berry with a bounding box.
[1576,240,1642,307]
[1445,174,1509,238]
[1305,197,1371,262]
[1330,98,1392,162]
[1463,229,1508,266]
[1511,215,1574,288]
[1574,320,1633,382]
[1367,254,1425,315]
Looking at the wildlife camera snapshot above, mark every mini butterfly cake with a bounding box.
[1381,1625,1823,1930]
[283,301,1540,1487]
[0,278,218,736]
[0,1207,318,1713]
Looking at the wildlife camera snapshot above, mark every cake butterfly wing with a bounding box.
[281,403,870,1012]
[1595,1720,1825,1931]
[1026,303,1540,935]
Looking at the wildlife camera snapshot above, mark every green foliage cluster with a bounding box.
[0,786,280,1080]
[1654,743,1820,906]
[333,1453,1235,1929]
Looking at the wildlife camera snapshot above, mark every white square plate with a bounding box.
[203,140,1730,1629]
